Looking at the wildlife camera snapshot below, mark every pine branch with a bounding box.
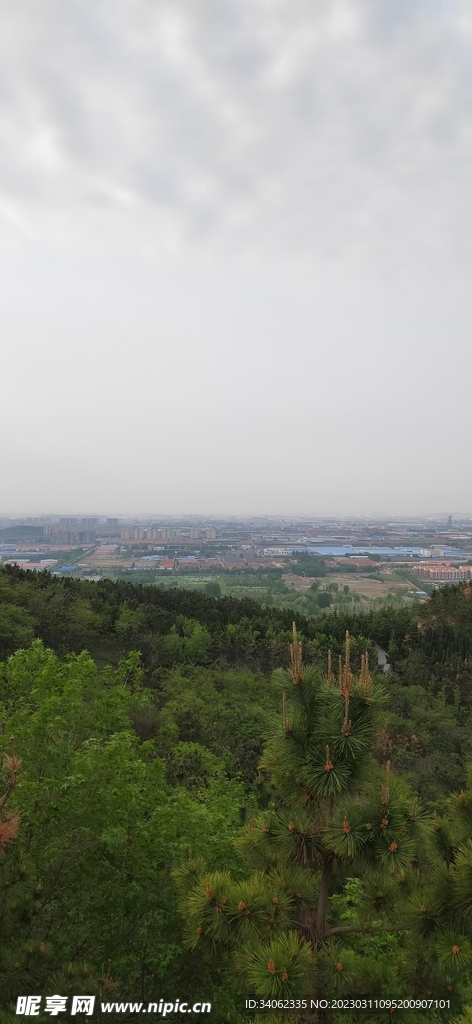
[325,923,410,936]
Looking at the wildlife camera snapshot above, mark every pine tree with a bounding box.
[176,628,441,1013]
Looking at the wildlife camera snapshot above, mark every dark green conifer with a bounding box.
[177,628,436,1008]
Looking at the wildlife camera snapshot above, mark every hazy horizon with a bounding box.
[2,0,472,516]
[1,509,468,521]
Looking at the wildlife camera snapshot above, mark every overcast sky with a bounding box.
[1,0,472,516]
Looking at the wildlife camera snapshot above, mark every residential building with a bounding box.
[414,565,472,581]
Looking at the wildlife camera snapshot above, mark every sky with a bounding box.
[1,0,472,516]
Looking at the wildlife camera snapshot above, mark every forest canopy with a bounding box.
[2,567,472,1021]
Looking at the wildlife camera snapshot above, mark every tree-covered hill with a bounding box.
[2,569,472,1017]
[2,568,472,802]
[0,564,381,672]
[3,564,472,689]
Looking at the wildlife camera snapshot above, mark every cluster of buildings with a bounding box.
[40,519,218,546]
[120,527,217,542]
[4,515,472,591]
[43,518,118,545]
[134,554,286,572]
[2,559,57,571]
[134,555,220,571]
[413,564,472,582]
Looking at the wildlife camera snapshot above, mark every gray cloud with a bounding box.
[1,0,471,513]
[0,1,469,245]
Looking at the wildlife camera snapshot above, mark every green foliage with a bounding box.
[0,642,244,1012]
[4,571,472,1017]
[453,1009,472,1024]
[150,662,282,783]
[0,603,34,654]
[234,931,314,996]
[175,623,472,1019]
[290,555,327,578]
[176,637,440,1014]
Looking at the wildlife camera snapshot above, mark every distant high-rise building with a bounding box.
[447,515,453,528]
[190,528,201,539]
[205,527,217,539]
[44,525,96,544]
[120,527,148,541]
[103,518,120,536]
[81,518,98,527]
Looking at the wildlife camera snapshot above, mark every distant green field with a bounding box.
[98,567,419,616]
